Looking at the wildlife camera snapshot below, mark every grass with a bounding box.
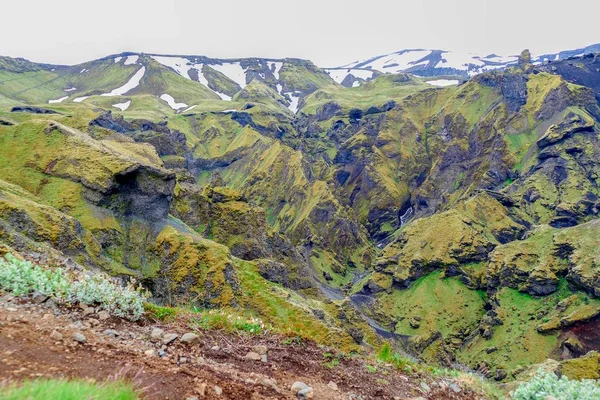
[302,73,433,115]
[144,303,179,321]
[379,272,487,337]
[457,285,567,375]
[0,379,139,400]
[191,308,268,335]
[377,343,415,373]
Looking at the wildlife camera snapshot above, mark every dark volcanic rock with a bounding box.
[11,106,61,114]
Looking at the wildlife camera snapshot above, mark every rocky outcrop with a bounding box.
[537,111,595,148]
[11,106,61,114]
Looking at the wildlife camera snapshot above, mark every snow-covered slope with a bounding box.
[328,43,600,86]
[150,55,282,100]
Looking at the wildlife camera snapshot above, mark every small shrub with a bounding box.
[0,254,148,321]
[511,370,600,400]
[0,254,69,299]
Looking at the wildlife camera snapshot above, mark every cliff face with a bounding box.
[3,51,600,378]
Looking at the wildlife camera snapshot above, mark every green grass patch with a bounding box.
[0,379,139,400]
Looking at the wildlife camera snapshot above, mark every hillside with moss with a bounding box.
[2,49,600,389]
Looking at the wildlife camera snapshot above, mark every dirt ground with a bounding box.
[0,295,485,399]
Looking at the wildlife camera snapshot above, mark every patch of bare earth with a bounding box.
[0,295,484,399]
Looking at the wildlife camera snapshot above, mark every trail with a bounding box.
[0,294,481,399]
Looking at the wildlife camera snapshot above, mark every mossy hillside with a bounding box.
[0,57,140,104]
[376,194,519,285]
[555,219,600,296]
[504,113,600,227]
[87,94,175,121]
[0,179,87,257]
[154,225,240,307]
[191,122,265,161]
[456,283,575,377]
[377,271,486,339]
[171,183,309,283]
[236,259,368,351]
[150,226,368,351]
[139,57,220,103]
[202,65,242,97]
[278,60,333,94]
[560,351,600,380]
[193,131,374,269]
[324,78,507,239]
[301,73,433,115]
[487,225,564,295]
[233,79,283,104]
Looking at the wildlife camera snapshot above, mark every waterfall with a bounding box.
[400,206,413,227]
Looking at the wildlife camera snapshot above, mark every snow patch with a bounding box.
[350,69,374,80]
[215,92,232,101]
[124,55,139,65]
[151,56,238,100]
[114,56,122,63]
[222,109,237,113]
[426,79,460,87]
[211,62,247,88]
[368,50,431,74]
[352,81,360,88]
[80,68,88,74]
[285,92,301,114]
[276,84,283,94]
[183,105,197,112]
[100,66,145,97]
[440,51,484,70]
[271,62,283,80]
[326,68,374,85]
[151,56,191,77]
[73,96,89,103]
[64,87,77,92]
[48,96,68,104]
[160,94,188,110]
[326,69,350,84]
[112,100,131,111]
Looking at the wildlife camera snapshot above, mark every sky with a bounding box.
[2,0,598,67]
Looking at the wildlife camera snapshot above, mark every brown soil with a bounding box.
[0,295,485,399]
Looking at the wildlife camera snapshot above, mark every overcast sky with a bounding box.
[2,0,598,67]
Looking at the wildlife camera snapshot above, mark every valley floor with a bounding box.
[0,294,485,400]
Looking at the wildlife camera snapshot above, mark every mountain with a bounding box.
[325,43,600,87]
[3,47,600,393]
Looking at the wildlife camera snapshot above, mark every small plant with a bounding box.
[144,303,178,321]
[365,364,377,374]
[511,370,600,399]
[323,358,340,369]
[0,253,148,321]
[282,335,303,345]
[377,343,415,373]
[322,352,341,369]
[192,309,269,335]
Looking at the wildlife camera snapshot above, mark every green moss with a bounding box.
[377,271,486,337]
[457,285,568,375]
